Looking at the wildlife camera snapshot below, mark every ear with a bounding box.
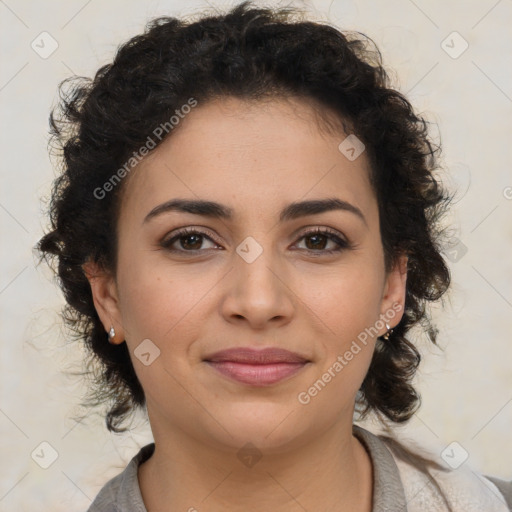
[82,260,125,344]
[379,253,408,333]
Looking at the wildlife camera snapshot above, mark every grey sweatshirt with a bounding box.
[86,425,511,511]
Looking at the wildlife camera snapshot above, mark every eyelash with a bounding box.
[160,227,351,255]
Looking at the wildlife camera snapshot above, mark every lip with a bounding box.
[203,347,310,387]
[204,347,309,364]
[206,361,308,386]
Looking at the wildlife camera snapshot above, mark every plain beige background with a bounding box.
[0,0,511,510]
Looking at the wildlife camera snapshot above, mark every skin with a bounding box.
[84,96,407,512]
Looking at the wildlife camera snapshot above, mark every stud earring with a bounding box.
[108,326,116,341]
[382,322,393,341]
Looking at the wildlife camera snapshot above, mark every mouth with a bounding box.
[203,347,311,386]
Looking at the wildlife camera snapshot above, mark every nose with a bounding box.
[220,243,295,330]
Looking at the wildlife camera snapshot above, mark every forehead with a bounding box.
[118,96,376,224]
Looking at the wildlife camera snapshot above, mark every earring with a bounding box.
[108,326,116,341]
[382,322,393,341]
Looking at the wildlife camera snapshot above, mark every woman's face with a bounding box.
[89,96,407,452]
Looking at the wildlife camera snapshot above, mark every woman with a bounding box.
[37,2,511,511]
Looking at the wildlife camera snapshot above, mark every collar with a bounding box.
[103,425,408,512]
[353,424,408,511]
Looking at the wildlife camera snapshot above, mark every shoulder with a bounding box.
[369,428,511,512]
[488,477,512,509]
[86,443,155,512]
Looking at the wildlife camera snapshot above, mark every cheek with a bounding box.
[297,260,384,339]
[114,256,217,406]
[292,260,383,392]
[115,250,216,349]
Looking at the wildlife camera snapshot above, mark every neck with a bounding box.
[138,415,373,512]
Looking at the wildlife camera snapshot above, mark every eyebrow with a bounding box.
[143,197,367,226]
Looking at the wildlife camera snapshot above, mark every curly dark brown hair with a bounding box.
[37,1,452,434]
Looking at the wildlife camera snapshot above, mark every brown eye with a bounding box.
[160,228,220,252]
[304,233,329,250]
[295,228,350,254]
[178,233,204,250]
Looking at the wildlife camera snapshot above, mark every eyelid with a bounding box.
[295,225,347,241]
[160,226,222,248]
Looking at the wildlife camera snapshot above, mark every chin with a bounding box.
[206,402,316,453]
